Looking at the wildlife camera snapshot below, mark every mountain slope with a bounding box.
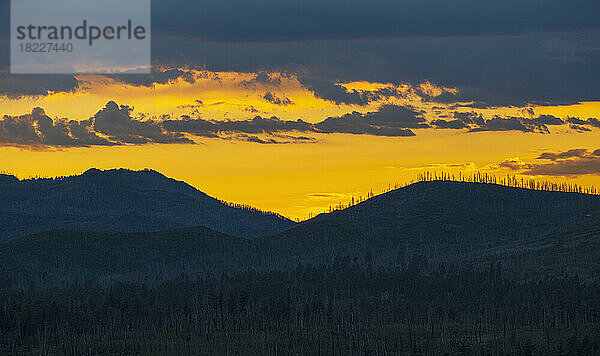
[0,227,256,283]
[3,217,600,285]
[0,169,294,241]
[304,180,600,245]
[3,180,600,284]
[256,181,600,275]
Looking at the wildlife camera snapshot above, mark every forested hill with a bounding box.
[3,181,600,354]
[2,180,600,284]
[0,168,294,241]
[307,180,600,245]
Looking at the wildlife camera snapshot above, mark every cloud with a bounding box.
[161,117,219,138]
[469,114,566,133]
[537,148,594,161]
[298,76,406,105]
[1,34,599,107]
[308,192,348,199]
[1,99,598,149]
[177,99,204,110]
[315,113,415,137]
[262,92,293,106]
[445,112,595,133]
[418,81,458,99]
[588,118,600,128]
[240,72,282,87]
[498,158,534,170]
[430,119,468,129]
[530,115,565,126]
[67,119,115,146]
[164,104,424,138]
[112,68,196,87]
[0,74,79,98]
[570,124,592,133]
[499,148,600,177]
[163,115,314,137]
[1,0,599,107]
[1,102,427,148]
[453,111,485,126]
[567,117,600,128]
[92,102,193,144]
[149,0,600,42]
[235,133,315,145]
[314,104,427,136]
[0,107,112,147]
[524,158,600,177]
[142,0,600,107]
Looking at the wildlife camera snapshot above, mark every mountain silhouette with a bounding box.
[0,168,294,241]
[2,179,600,283]
[305,180,600,244]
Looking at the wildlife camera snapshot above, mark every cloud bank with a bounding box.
[499,148,600,177]
[0,102,598,148]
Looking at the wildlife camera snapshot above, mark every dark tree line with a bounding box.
[2,257,600,355]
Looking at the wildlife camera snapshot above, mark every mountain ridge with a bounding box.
[3,179,600,284]
[0,168,295,241]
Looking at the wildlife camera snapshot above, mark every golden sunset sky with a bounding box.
[1,69,599,220]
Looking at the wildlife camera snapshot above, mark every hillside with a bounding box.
[0,168,295,241]
[2,180,600,284]
[307,180,600,244]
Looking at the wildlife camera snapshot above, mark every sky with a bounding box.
[1,0,600,219]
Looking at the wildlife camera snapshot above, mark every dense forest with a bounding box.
[1,260,599,355]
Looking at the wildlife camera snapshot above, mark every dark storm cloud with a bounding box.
[0,0,599,106]
[145,0,600,105]
[0,74,79,98]
[151,32,600,107]
[151,0,600,42]
[162,115,318,144]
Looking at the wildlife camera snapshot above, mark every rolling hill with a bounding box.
[2,179,600,284]
[0,168,295,241]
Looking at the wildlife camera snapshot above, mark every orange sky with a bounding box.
[1,70,599,220]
